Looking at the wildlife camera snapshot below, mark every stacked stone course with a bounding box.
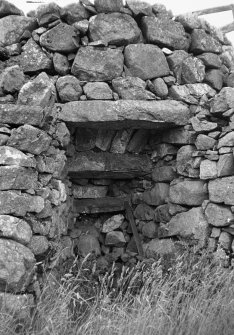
[1,0,234,316]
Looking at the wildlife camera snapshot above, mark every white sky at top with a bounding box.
[9,0,234,43]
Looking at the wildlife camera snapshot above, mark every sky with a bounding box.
[9,0,234,43]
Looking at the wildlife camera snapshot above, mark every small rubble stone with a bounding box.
[102,214,125,233]
[78,235,101,257]
[219,232,232,250]
[176,145,199,178]
[53,53,69,76]
[195,134,216,150]
[142,221,158,238]
[169,83,216,104]
[0,146,35,167]
[166,207,208,247]
[141,183,169,206]
[72,46,124,81]
[7,125,51,155]
[95,129,116,151]
[0,166,37,190]
[0,215,32,245]
[18,72,55,108]
[134,204,154,221]
[205,69,223,91]
[0,65,24,95]
[126,0,152,16]
[151,78,168,97]
[217,153,234,177]
[105,231,126,247]
[217,132,234,148]
[209,177,234,205]
[169,180,208,206]
[143,238,177,259]
[83,82,113,100]
[35,3,61,26]
[190,29,222,54]
[40,23,78,53]
[112,76,155,100]
[62,3,90,24]
[152,165,177,182]
[198,53,222,69]
[56,75,83,102]
[200,160,217,179]
[94,0,123,13]
[124,44,170,80]
[181,57,205,84]
[0,15,37,47]
[142,16,189,50]
[20,38,52,73]
[127,129,149,153]
[110,129,133,154]
[0,239,35,292]
[190,116,217,133]
[28,235,49,256]
[89,13,140,46]
[205,203,234,227]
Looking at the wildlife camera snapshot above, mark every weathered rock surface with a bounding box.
[57,100,190,128]
[181,56,205,84]
[53,52,69,76]
[152,165,177,182]
[0,166,37,190]
[73,185,108,198]
[217,154,234,177]
[166,207,208,246]
[169,83,216,104]
[35,2,61,26]
[0,15,37,46]
[102,214,125,233]
[56,75,83,102]
[143,238,177,259]
[62,2,90,24]
[0,292,34,319]
[0,65,25,95]
[20,38,52,73]
[142,221,158,238]
[83,82,113,100]
[110,129,133,154]
[28,235,49,255]
[134,203,154,221]
[113,76,155,100]
[89,13,140,45]
[142,16,188,50]
[0,239,35,292]
[71,46,124,81]
[124,44,170,80]
[141,183,169,206]
[0,215,32,245]
[208,177,234,205]
[170,179,208,206]
[198,53,222,69]
[176,145,199,178]
[7,125,51,155]
[105,231,126,247]
[0,0,23,18]
[217,132,234,148]
[190,29,222,54]
[94,0,123,13]
[0,191,44,216]
[205,69,223,91]
[211,88,234,114]
[0,146,35,167]
[195,134,216,150]
[205,203,234,227]
[77,235,101,257]
[190,116,217,133]
[40,23,78,53]
[200,160,217,179]
[0,104,46,126]
[68,151,152,179]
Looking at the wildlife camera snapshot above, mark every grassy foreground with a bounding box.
[1,250,234,335]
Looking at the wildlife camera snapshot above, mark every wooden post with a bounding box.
[124,201,144,258]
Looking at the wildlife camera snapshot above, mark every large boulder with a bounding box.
[169,179,208,206]
[124,44,170,80]
[166,207,208,247]
[89,13,140,46]
[0,15,37,46]
[141,16,189,50]
[71,46,124,81]
[0,239,35,292]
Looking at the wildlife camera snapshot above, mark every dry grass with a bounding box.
[1,250,234,335]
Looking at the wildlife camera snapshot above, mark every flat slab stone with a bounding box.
[0,104,46,126]
[68,151,152,179]
[73,196,128,214]
[57,100,190,129]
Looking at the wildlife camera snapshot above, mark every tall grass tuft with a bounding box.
[1,250,234,335]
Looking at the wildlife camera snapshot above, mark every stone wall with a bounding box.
[1,0,234,315]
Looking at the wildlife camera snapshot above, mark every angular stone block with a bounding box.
[205,203,234,227]
[169,180,208,206]
[208,177,234,205]
[0,166,37,190]
[0,104,46,126]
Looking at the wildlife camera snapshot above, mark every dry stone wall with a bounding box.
[1,0,234,315]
